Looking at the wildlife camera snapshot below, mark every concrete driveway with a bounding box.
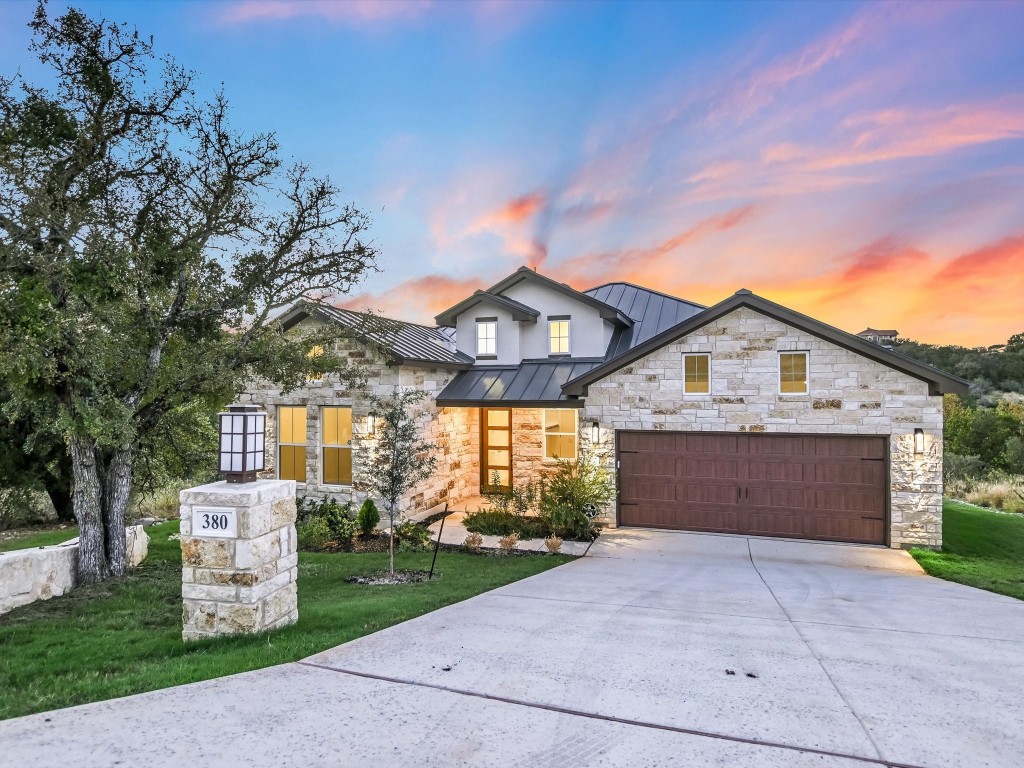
[2,530,1023,768]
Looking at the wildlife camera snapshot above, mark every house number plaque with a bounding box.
[191,506,238,538]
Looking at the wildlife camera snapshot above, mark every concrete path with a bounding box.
[3,529,1023,767]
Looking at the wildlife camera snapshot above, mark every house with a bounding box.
[243,266,968,549]
[857,328,900,346]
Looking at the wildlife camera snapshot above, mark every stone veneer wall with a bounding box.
[243,331,478,516]
[580,306,944,549]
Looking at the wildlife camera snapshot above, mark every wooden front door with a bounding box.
[480,408,512,491]
[617,431,887,545]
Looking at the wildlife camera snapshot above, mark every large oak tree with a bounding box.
[0,3,377,583]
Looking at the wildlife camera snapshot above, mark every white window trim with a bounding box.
[542,409,578,462]
[320,405,354,488]
[476,319,497,357]
[548,319,571,356]
[277,405,307,486]
[682,352,711,396]
[778,351,810,396]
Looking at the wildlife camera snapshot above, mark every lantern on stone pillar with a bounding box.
[218,404,266,483]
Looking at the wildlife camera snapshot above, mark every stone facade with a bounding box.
[180,480,298,640]
[242,326,468,515]
[0,525,149,616]
[580,306,943,548]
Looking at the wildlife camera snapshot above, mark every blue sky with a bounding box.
[2,1,1023,344]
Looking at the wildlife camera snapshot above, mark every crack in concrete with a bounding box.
[297,660,927,768]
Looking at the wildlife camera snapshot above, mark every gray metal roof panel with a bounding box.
[437,359,602,406]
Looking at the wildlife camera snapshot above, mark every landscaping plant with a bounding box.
[498,533,519,553]
[357,499,380,538]
[356,389,436,575]
[463,532,483,553]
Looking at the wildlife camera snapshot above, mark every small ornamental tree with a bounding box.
[358,389,436,575]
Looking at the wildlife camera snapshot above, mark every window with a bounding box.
[544,409,577,460]
[683,353,710,394]
[277,406,307,482]
[476,319,497,357]
[307,344,324,381]
[549,318,570,355]
[779,352,809,394]
[321,406,353,486]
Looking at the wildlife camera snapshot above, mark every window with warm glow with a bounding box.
[549,319,570,355]
[683,353,710,394]
[476,320,497,356]
[321,406,353,486]
[779,352,809,394]
[544,409,577,460]
[307,344,324,381]
[277,406,307,482]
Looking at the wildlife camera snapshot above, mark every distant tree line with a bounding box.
[895,332,1024,477]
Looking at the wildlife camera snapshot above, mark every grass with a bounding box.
[911,499,1024,600]
[0,525,79,553]
[0,521,571,720]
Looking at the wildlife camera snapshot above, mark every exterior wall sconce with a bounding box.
[914,428,925,455]
[218,404,266,483]
[368,411,377,434]
[591,420,600,443]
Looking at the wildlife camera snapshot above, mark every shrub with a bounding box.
[463,510,549,540]
[944,453,986,498]
[544,536,563,553]
[395,520,431,551]
[464,532,483,552]
[484,477,539,516]
[297,515,331,551]
[498,533,518,553]
[538,454,613,541]
[357,499,380,537]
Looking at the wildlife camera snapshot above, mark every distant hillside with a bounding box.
[893,332,1024,399]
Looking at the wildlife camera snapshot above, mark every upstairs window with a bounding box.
[779,352,809,394]
[549,317,570,355]
[321,406,353,486]
[277,406,307,483]
[306,344,324,381]
[543,409,578,460]
[683,353,710,394]
[476,319,497,357]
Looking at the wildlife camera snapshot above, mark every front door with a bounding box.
[480,408,512,492]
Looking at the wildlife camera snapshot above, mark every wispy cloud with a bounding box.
[219,0,432,26]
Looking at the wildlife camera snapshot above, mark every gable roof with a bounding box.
[484,267,633,326]
[277,301,474,369]
[584,282,706,358]
[857,328,899,336]
[434,290,540,327]
[562,289,970,397]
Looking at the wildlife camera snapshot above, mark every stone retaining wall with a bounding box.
[0,525,149,615]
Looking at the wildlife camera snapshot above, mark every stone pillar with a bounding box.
[179,479,298,641]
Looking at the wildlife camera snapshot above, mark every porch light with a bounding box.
[218,404,266,483]
[914,428,925,455]
[368,411,377,434]
[591,420,600,443]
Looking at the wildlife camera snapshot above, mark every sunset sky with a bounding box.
[2,1,1022,345]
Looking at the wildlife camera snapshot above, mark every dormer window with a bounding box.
[476,318,497,358]
[549,317,570,356]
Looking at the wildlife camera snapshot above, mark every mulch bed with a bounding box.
[345,569,433,585]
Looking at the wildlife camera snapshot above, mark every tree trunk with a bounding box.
[103,447,133,577]
[389,504,395,576]
[69,434,109,584]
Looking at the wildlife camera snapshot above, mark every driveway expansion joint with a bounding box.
[296,661,929,768]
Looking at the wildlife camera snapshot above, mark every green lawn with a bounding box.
[911,499,1024,600]
[0,521,571,720]
[0,525,79,553]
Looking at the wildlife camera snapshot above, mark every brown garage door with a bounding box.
[618,432,887,544]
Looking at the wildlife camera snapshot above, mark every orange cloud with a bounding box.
[475,192,545,228]
[338,273,483,321]
[220,0,432,25]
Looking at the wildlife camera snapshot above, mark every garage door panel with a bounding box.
[618,432,886,545]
